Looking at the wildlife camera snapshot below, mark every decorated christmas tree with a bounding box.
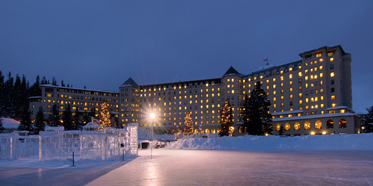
[219,100,233,137]
[183,112,194,135]
[99,101,111,127]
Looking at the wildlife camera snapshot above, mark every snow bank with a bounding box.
[166,134,373,150]
[138,127,174,141]
[1,118,20,129]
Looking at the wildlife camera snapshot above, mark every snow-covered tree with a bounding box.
[245,81,272,135]
[362,106,373,133]
[183,112,194,135]
[99,101,111,127]
[34,106,45,134]
[219,100,233,137]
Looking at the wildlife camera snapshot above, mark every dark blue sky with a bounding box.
[1,1,372,113]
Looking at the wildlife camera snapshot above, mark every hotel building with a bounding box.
[31,45,360,135]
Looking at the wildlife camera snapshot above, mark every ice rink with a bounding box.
[1,149,373,185]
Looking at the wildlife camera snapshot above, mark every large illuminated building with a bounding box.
[31,45,360,135]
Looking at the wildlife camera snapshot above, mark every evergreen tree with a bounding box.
[63,104,73,130]
[30,75,41,96]
[48,103,60,126]
[41,76,47,84]
[73,106,81,130]
[219,101,233,137]
[34,106,45,134]
[83,111,90,125]
[183,112,194,135]
[362,106,373,133]
[245,81,272,135]
[99,101,111,127]
[0,71,5,118]
[4,72,14,117]
[12,74,22,120]
[279,125,284,136]
[52,77,57,86]
[240,94,250,133]
[61,80,65,87]
[18,101,33,132]
[0,117,3,132]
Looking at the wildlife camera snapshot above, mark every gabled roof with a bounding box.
[223,66,241,76]
[120,77,138,88]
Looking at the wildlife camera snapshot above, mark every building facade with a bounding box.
[30,45,359,135]
[30,85,120,126]
[119,45,359,135]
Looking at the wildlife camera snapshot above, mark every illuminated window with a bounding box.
[273,97,276,101]
[276,123,281,131]
[294,122,300,130]
[290,88,293,92]
[289,74,293,79]
[339,119,346,128]
[281,96,284,100]
[305,76,308,81]
[266,86,269,90]
[330,57,334,62]
[273,91,276,95]
[289,81,292,85]
[319,58,323,62]
[284,123,290,131]
[266,79,269,83]
[298,72,302,77]
[304,121,311,130]
[299,93,302,97]
[281,83,284,87]
[331,95,335,100]
[316,53,321,57]
[273,104,276,108]
[299,100,302,104]
[273,84,276,89]
[315,120,322,129]
[330,72,335,77]
[281,76,284,81]
[290,94,293,99]
[306,98,309,103]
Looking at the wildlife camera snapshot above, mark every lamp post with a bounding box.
[150,113,155,159]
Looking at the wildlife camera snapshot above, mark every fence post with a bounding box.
[122,149,125,161]
[72,152,75,167]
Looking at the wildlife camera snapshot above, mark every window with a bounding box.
[294,122,300,130]
[289,74,293,79]
[330,64,334,69]
[298,72,302,77]
[285,123,290,131]
[316,53,321,57]
[327,120,334,129]
[339,119,347,128]
[315,120,322,129]
[304,121,311,130]
[330,72,335,77]
[330,57,334,62]
[276,123,281,131]
[331,95,335,100]
[331,88,335,92]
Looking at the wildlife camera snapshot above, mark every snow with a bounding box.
[165,133,373,150]
[1,118,20,129]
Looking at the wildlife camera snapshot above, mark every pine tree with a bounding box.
[0,71,5,118]
[48,103,60,126]
[0,117,3,132]
[73,106,81,130]
[362,106,373,133]
[219,101,233,137]
[34,106,45,134]
[52,77,57,86]
[18,101,33,132]
[83,111,90,125]
[61,80,65,87]
[30,75,41,96]
[12,74,22,120]
[63,104,73,130]
[245,81,272,135]
[99,101,111,127]
[41,76,47,84]
[183,112,194,135]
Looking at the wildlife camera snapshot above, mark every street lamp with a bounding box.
[150,113,155,159]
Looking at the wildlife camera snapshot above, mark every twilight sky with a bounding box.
[0,1,372,113]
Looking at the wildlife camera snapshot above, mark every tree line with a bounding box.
[0,71,73,133]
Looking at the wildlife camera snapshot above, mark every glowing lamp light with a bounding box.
[310,132,315,135]
[150,113,155,119]
[265,133,269,136]
[322,131,326,135]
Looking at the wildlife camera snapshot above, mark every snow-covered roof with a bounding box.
[272,113,356,122]
[272,110,303,116]
[41,84,119,94]
[326,106,351,111]
[1,118,20,129]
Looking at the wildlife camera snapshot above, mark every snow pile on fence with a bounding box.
[166,133,373,150]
